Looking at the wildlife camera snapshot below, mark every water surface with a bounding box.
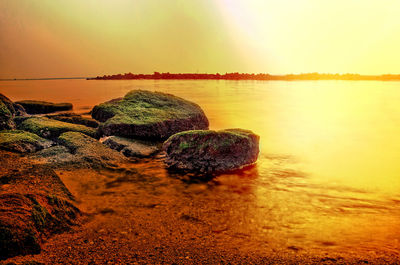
[1,79,400,256]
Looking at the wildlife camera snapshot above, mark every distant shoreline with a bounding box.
[0,77,88,81]
[4,72,400,81]
[88,72,400,81]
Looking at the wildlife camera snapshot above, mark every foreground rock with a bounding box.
[163,129,260,173]
[103,136,159,158]
[15,100,72,114]
[0,93,27,130]
[55,132,126,169]
[0,130,53,153]
[18,117,97,139]
[45,113,99,128]
[0,151,80,260]
[91,90,209,140]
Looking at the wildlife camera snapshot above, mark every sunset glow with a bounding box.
[1,0,400,78]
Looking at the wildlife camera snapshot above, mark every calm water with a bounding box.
[1,79,400,255]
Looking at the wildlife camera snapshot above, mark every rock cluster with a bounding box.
[0,89,260,260]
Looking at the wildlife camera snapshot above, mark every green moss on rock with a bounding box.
[18,117,97,139]
[163,129,260,173]
[0,130,52,153]
[57,132,126,168]
[91,90,209,139]
[0,96,16,130]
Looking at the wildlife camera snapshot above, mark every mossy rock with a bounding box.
[0,130,53,153]
[0,193,80,260]
[57,132,126,168]
[0,101,15,130]
[163,129,260,173]
[18,117,97,139]
[45,113,99,128]
[15,100,72,114]
[103,136,160,158]
[91,90,209,140]
[0,151,80,260]
[0,93,27,130]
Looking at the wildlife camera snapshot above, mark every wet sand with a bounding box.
[3,155,399,265]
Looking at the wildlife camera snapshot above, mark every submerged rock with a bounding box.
[15,100,72,114]
[45,113,99,128]
[103,136,159,158]
[18,117,97,139]
[163,129,260,173]
[0,130,53,153]
[91,90,209,140]
[57,132,126,168]
[0,93,27,130]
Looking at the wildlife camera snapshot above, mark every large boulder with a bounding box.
[0,130,53,153]
[91,90,209,140]
[15,100,72,114]
[18,117,97,139]
[163,129,260,173]
[103,136,159,158]
[0,93,27,130]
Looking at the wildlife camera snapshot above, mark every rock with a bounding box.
[103,136,160,158]
[91,90,209,140]
[57,132,126,168]
[0,93,27,130]
[0,151,80,260]
[45,113,99,128]
[18,117,98,139]
[0,130,53,153]
[15,100,72,114]
[163,129,260,173]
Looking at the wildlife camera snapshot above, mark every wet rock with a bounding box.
[57,132,126,168]
[0,130,53,153]
[18,117,97,139]
[91,90,209,140]
[103,136,159,158]
[45,113,99,128]
[0,93,27,130]
[0,151,80,260]
[163,129,260,173]
[15,100,72,114]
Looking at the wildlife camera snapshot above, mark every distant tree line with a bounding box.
[87,72,400,81]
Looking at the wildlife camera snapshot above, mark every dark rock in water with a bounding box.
[15,100,72,114]
[0,151,80,260]
[103,136,159,158]
[91,90,209,140]
[57,132,126,168]
[18,117,98,139]
[0,130,53,153]
[0,93,27,130]
[163,129,260,173]
[45,113,99,128]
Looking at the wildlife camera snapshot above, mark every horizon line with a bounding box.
[4,72,400,81]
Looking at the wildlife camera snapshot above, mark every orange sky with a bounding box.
[1,0,400,78]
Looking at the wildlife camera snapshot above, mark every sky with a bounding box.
[1,0,400,78]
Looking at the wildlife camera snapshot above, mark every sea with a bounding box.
[1,79,400,255]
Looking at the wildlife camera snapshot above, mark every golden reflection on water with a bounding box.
[1,79,400,255]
